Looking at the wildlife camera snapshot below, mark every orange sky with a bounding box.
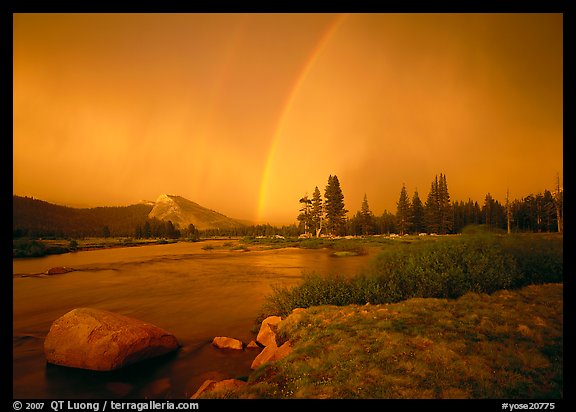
[13,13,563,225]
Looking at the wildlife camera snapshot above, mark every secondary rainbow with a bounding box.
[257,14,347,223]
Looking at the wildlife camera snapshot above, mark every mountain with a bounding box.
[148,194,246,231]
[13,194,246,238]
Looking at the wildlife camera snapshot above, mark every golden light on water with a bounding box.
[13,13,562,225]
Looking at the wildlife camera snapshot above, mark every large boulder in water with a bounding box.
[44,308,179,371]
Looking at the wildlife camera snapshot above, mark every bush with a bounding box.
[262,233,562,316]
[500,234,563,286]
[13,239,47,257]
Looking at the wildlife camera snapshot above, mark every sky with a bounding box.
[13,13,563,225]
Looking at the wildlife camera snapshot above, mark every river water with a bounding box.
[13,240,377,399]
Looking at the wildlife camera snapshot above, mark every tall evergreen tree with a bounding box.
[378,210,396,234]
[324,175,348,236]
[297,194,313,235]
[410,190,425,234]
[438,173,453,234]
[424,173,452,234]
[424,176,440,234]
[359,193,375,236]
[396,184,411,235]
[310,186,323,237]
[143,220,152,238]
[482,193,495,229]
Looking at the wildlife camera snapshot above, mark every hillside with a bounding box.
[13,196,153,238]
[13,194,247,238]
[148,194,246,231]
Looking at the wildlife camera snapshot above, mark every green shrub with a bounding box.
[298,238,328,249]
[13,239,47,257]
[500,235,563,286]
[262,233,562,316]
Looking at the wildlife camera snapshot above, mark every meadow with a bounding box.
[260,232,563,316]
[205,231,563,399]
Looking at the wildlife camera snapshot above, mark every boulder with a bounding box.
[256,315,282,347]
[191,379,246,399]
[212,336,243,350]
[246,340,260,349]
[44,308,179,371]
[250,340,293,370]
[46,266,74,275]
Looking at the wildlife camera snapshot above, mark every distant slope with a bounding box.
[148,194,246,231]
[13,196,153,237]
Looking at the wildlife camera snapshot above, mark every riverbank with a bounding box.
[14,241,378,398]
[12,234,386,258]
[196,282,563,399]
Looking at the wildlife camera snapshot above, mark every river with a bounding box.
[13,240,377,399]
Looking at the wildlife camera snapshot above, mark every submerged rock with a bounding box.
[46,266,75,275]
[44,308,179,371]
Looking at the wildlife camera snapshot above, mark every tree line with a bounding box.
[13,171,563,241]
[13,196,153,239]
[297,173,563,237]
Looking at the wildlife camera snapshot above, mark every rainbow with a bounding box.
[257,14,347,223]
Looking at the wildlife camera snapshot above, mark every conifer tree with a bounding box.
[297,194,313,235]
[424,173,452,234]
[324,175,348,236]
[424,176,440,234]
[310,186,323,237]
[359,193,375,236]
[438,173,453,234]
[396,184,411,235]
[410,190,425,234]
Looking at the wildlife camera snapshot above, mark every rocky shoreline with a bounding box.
[42,306,301,399]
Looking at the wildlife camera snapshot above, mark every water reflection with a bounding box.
[13,241,377,398]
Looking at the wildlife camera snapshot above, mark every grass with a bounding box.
[201,232,563,399]
[259,233,563,318]
[12,237,170,257]
[202,283,563,399]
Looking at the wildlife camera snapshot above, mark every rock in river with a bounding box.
[44,308,179,371]
[212,336,243,350]
[46,266,75,275]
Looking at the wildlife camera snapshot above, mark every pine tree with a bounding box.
[438,173,453,234]
[359,194,375,236]
[396,184,411,235]
[482,193,495,229]
[297,194,313,235]
[324,175,348,236]
[310,186,323,237]
[187,223,199,241]
[424,173,452,234]
[379,210,396,234]
[143,221,152,238]
[410,190,425,234]
[424,176,440,234]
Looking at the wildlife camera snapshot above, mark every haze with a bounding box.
[13,13,563,225]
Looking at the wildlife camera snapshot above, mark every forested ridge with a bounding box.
[13,171,563,240]
[13,196,153,238]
